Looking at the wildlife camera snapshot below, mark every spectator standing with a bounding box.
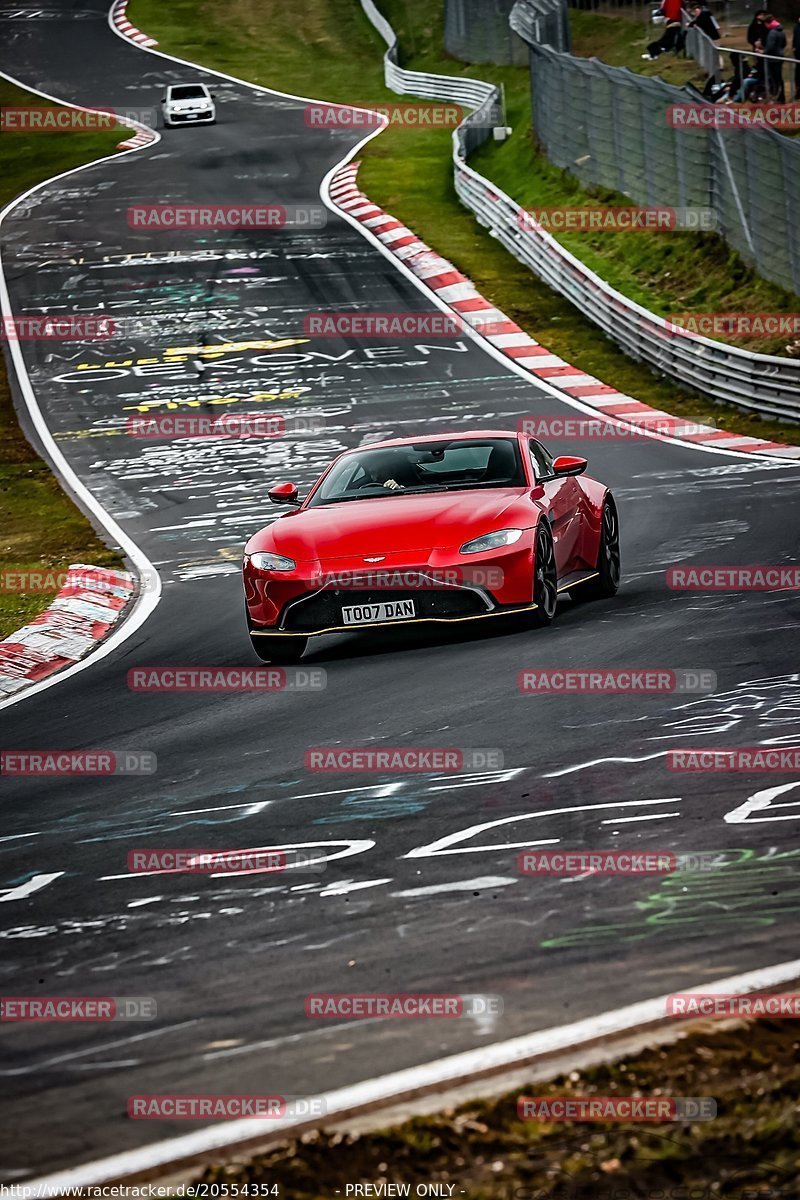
[747,8,769,92]
[747,8,768,52]
[793,15,800,100]
[763,14,787,101]
[688,3,721,41]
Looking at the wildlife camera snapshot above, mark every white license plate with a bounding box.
[341,599,416,625]
[187,114,198,119]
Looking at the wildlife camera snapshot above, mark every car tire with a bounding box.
[570,494,621,603]
[532,521,558,626]
[250,635,308,664]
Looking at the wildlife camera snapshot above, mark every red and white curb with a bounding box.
[116,126,157,151]
[329,162,800,461]
[108,0,159,148]
[0,566,136,699]
[110,0,158,48]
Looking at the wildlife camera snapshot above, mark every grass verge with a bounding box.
[129,0,800,451]
[193,1019,800,1197]
[0,78,125,639]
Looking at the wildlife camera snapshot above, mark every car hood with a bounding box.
[246,489,536,561]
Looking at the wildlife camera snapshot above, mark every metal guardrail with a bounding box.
[684,24,722,81]
[359,0,800,419]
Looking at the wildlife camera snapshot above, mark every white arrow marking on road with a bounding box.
[405,798,681,857]
[0,872,63,903]
[724,780,800,823]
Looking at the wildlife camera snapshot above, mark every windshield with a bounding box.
[170,85,208,100]
[308,438,526,507]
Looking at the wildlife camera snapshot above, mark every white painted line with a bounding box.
[599,812,681,824]
[391,875,516,897]
[0,67,162,712]
[28,956,800,1189]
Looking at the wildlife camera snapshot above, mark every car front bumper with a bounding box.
[243,544,540,638]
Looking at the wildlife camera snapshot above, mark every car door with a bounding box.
[528,439,581,576]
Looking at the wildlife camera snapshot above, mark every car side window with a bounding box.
[528,439,554,480]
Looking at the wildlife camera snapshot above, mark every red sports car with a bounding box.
[242,430,620,662]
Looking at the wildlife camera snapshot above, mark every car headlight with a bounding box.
[460,528,524,555]
[248,552,296,571]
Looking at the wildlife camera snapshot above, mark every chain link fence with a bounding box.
[511,0,800,295]
[444,0,531,63]
[357,0,800,415]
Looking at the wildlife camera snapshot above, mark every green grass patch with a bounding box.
[0,78,124,639]
[569,8,705,87]
[130,0,800,449]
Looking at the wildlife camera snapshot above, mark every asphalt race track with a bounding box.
[1,0,800,1180]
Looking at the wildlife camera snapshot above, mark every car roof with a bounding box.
[167,82,209,90]
[341,430,523,453]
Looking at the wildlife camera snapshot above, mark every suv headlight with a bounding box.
[248,552,296,571]
[460,529,523,555]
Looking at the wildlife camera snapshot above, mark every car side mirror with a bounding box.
[552,455,588,478]
[268,481,300,506]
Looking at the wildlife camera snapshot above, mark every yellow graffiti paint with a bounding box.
[121,387,311,414]
[72,338,309,371]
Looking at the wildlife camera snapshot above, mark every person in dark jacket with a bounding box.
[763,14,787,101]
[747,9,768,91]
[793,16,800,100]
[747,9,768,51]
[688,3,721,40]
[643,18,683,58]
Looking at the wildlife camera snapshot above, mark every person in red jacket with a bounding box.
[643,0,685,59]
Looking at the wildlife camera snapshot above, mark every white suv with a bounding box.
[161,83,216,127]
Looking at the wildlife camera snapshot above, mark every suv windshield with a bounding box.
[170,86,207,100]
[308,438,526,507]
